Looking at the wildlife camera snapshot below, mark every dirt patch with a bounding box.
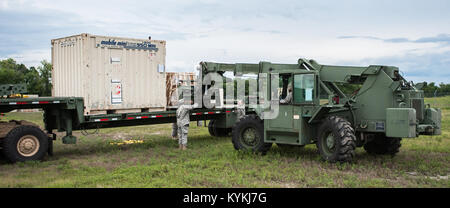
[427,175,449,180]
[406,171,449,181]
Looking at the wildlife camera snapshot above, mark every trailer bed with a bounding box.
[0,96,235,141]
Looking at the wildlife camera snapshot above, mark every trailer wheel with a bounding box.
[316,116,356,163]
[214,128,231,137]
[208,120,216,137]
[2,125,49,163]
[232,115,272,154]
[208,120,231,137]
[364,137,402,155]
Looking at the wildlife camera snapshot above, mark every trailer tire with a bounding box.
[364,137,402,155]
[316,116,356,163]
[214,128,231,137]
[208,120,231,137]
[208,120,216,137]
[2,125,49,163]
[232,114,272,154]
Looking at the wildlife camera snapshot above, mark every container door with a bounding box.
[267,73,294,130]
[293,73,316,145]
[109,49,123,106]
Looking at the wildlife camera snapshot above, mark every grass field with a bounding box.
[0,97,448,188]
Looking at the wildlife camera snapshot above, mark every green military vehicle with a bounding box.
[200,59,441,162]
[0,58,442,163]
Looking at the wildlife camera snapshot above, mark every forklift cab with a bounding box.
[264,72,318,145]
[278,73,316,104]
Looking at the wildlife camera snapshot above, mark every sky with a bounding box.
[0,0,449,83]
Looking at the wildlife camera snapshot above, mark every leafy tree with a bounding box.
[24,67,42,95]
[0,58,25,84]
[420,82,450,97]
[16,64,28,74]
[439,83,450,93]
[422,82,438,94]
[0,58,18,70]
[36,60,52,96]
[0,58,52,96]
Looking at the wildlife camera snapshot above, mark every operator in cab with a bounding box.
[280,83,293,104]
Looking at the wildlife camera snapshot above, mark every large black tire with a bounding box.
[208,120,231,137]
[364,137,402,155]
[231,114,272,154]
[208,120,216,137]
[2,125,49,163]
[316,116,356,163]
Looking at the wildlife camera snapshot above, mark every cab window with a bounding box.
[276,74,292,104]
[294,74,315,103]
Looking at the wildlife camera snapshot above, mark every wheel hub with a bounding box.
[242,128,258,146]
[326,134,335,149]
[17,135,40,157]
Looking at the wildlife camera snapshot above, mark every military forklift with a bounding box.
[199,59,442,162]
[0,59,441,163]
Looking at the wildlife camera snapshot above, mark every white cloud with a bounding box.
[0,49,50,66]
[0,0,8,9]
[0,0,449,83]
[0,0,29,10]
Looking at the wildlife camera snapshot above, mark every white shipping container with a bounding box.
[51,33,167,115]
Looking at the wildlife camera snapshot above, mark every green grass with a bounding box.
[425,96,450,110]
[0,97,449,188]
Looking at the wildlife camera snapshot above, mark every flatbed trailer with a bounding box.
[0,96,236,163]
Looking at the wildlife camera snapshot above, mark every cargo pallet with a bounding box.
[0,96,236,163]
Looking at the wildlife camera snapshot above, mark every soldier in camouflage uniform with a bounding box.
[171,123,178,140]
[176,99,197,150]
[171,80,186,140]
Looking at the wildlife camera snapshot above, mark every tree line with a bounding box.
[0,58,52,96]
[421,82,450,97]
[1,58,449,97]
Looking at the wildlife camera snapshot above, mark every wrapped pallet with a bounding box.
[165,72,197,108]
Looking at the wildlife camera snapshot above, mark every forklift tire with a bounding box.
[232,114,272,154]
[2,125,49,163]
[364,137,402,155]
[316,116,356,163]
